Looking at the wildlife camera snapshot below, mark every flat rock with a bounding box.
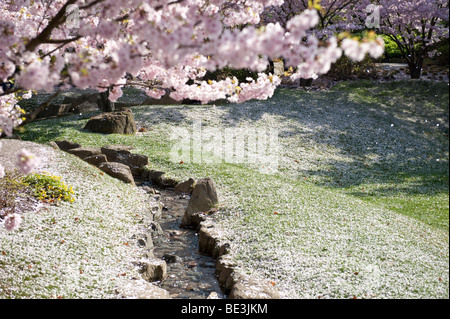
[228,272,281,299]
[100,145,134,161]
[101,145,147,175]
[98,162,135,185]
[115,153,148,175]
[67,147,102,159]
[83,154,108,166]
[54,140,81,151]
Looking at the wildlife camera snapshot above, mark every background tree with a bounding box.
[362,0,449,79]
[260,0,383,83]
[261,0,362,36]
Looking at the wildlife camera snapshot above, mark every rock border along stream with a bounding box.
[50,140,280,299]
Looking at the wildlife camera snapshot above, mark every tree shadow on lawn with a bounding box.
[214,81,449,194]
[132,105,188,128]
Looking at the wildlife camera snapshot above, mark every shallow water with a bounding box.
[151,189,225,299]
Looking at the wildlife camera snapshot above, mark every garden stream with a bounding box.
[144,186,226,299]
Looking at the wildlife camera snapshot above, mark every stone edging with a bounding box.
[193,216,281,299]
[50,140,280,299]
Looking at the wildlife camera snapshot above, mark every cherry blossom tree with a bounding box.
[362,0,449,79]
[0,0,384,102]
[260,0,384,81]
[0,0,384,230]
[261,0,362,36]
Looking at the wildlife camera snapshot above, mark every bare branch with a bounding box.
[19,91,61,126]
[25,0,78,52]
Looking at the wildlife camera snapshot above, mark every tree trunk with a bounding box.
[300,78,313,86]
[267,59,275,74]
[408,58,424,79]
[97,89,115,112]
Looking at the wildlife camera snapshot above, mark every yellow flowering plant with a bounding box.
[22,172,76,204]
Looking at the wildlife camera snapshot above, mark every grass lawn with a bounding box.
[15,80,449,298]
[0,148,152,298]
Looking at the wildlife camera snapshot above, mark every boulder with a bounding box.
[150,202,163,221]
[116,153,148,175]
[54,140,81,151]
[199,220,230,258]
[199,223,218,255]
[180,178,218,228]
[148,221,164,237]
[216,257,235,290]
[83,108,137,134]
[98,162,135,185]
[174,178,195,194]
[83,154,108,166]
[135,233,154,251]
[67,147,102,159]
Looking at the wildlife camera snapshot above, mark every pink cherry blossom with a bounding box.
[0,58,15,82]
[3,213,22,231]
[0,141,4,179]
[108,84,125,102]
[0,0,387,107]
[16,149,40,175]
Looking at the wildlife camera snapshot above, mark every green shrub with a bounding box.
[379,35,405,62]
[22,172,76,204]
